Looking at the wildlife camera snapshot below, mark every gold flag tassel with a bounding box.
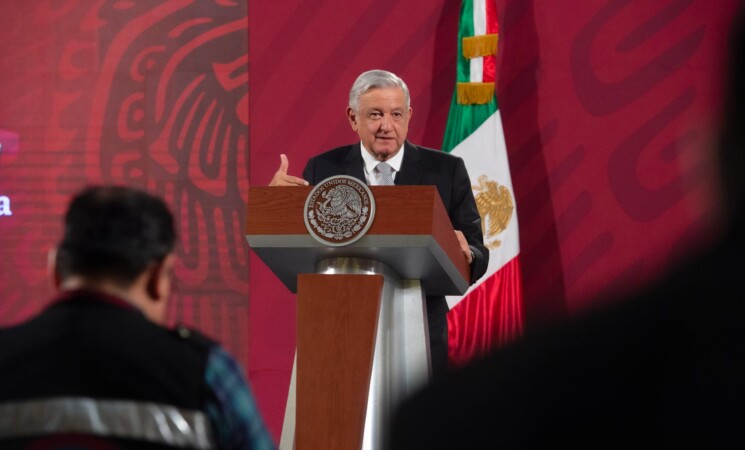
[462,33,499,59]
[457,82,495,105]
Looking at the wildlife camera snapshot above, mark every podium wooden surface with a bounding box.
[296,274,383,449]
[246,185,470,295]
[246,185,470,450]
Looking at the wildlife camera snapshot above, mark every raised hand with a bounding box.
[268,154,309,186]
[455,230,473,264]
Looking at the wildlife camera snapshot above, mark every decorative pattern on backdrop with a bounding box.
[0,1,250,366]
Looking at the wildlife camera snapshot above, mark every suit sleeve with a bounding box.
[302,157,315,184]
[450,157,489,284]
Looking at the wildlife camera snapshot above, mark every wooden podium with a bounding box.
[246,185,469,450]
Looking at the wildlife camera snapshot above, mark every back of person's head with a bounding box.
[349,69,410,111]
[55,185,175,288]
[718,1,745,223]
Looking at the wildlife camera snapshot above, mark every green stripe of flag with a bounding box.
[456,0,475,84]
[442,0,498,153]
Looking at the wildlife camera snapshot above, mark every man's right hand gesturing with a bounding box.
[269,154,309,186]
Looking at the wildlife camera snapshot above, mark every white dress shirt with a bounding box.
[360,143,405,186]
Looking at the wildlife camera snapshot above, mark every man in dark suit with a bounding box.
[270,69,488,378]
[389,4,745,448]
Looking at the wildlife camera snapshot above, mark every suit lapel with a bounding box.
[395,141,424,185]
[343,144,367,182]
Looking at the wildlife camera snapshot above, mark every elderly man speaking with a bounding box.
[269,69,488,379]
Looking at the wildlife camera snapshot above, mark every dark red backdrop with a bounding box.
[0,0,739,443]
[0,0,251,392]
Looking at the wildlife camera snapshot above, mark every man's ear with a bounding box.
[146,253,176,302]
[347,107,358,131]
[144,253,176,325]
[47,247,61,291]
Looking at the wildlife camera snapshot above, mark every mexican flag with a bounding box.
[444,0,524,367]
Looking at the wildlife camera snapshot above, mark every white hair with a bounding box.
[348,69,410,111]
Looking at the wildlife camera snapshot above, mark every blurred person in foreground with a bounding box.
[0,185,275,450]
[390,4,745,449]
[269,69,488,379]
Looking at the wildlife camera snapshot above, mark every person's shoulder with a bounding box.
[408,143,462,163]
[408,142,439,153]
[168,324,218,352]
[309,144,357,161]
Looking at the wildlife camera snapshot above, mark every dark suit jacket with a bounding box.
[302,141,488,285]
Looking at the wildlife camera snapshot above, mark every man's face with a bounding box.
[347,86,412,161]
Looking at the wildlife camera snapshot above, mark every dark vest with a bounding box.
[0,290,216,449]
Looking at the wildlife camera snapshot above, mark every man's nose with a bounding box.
[380,114,392,131]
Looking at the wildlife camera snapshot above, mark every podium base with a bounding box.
[279,257,431,450]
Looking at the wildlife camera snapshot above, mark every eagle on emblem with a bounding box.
[473,175,514,249]
[320,185,362,219]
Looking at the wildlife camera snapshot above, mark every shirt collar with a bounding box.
[51,288,139,312]
[359,142,405,184]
